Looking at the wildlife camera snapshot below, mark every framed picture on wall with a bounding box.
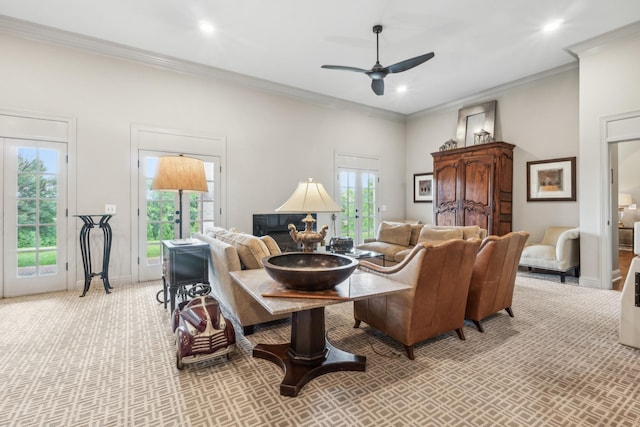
[527,157,577,201]
[413,172,434,203]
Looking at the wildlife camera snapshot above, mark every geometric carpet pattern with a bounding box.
[1,273,639,426]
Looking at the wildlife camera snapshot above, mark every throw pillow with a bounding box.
[459,225,483,240]
[215,231,270,269]
[377,222,412,246]
[260,235,281,255]
[417,227,463,244]
[409,224,424,246]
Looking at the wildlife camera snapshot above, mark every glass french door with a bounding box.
[338,169,378,244]
[138,150,220,281]
[2,139,67,297]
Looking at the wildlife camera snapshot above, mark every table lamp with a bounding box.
[619,193,632,227]
[276,178,342,252]
[151,155,208,240]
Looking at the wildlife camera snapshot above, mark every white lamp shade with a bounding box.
[151,156,208,192]
[276,178,342,213]
[619,193,633,207]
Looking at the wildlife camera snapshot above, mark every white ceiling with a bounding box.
[1,0,640,115]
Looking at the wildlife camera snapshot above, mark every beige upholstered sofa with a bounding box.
[518,226,580,283]
[193,227,289,335]
[357,221,487,266]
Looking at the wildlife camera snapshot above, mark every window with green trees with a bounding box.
[16,147,58,276]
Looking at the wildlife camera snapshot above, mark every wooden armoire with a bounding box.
[431,141,515,236]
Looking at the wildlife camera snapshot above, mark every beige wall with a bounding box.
[575,27,640,288]
[0,33,406,285]
[405,68,580,242]
[2,23,639,290]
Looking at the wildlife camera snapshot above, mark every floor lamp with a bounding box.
[276,178,342,252]
[151,155,208,240]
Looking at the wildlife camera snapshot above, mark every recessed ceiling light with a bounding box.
[542,19,564,33]
[199,21,215,33]
[396,85,408,93]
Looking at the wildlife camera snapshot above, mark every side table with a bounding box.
[74,214,114,297]
[162,239,211,314]
[619,226,634,250]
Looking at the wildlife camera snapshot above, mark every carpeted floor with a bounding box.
[1,274,639,427]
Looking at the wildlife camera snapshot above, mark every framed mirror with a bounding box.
[456,100,497,147]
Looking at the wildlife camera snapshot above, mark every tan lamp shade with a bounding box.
[276,178,342,213]
[151,156,208,192]
[619,193,632,207]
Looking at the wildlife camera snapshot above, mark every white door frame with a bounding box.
[130,124,226,283]
[600,110,640,289]
[0,109,77,295]
[334,151,381,243]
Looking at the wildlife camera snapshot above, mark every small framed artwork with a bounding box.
[527,157,577,201]
[414,172,434,203]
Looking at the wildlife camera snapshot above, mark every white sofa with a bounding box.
[193,227,289,335]
[518,226,580,282]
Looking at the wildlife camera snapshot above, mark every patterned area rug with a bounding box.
[1,274,639,426]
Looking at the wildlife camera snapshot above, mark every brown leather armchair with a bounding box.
[354,238,481,360]
[465,231,529,332]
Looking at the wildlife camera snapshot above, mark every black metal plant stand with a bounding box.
[75,214,114,297]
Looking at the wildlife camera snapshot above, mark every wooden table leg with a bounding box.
[253,307,366,397]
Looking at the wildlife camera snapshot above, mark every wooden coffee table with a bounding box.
[230,269,410,397]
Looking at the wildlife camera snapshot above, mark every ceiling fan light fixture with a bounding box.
[321,24,434,96]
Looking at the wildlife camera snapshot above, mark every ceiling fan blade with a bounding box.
[321,65,369,73]
[385,52,435,74]
[371,79,384,96]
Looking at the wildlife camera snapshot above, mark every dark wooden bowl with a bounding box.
[262,252,359,291]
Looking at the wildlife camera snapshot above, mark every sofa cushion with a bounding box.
[214,230,270,269]
[260,235,281,255]
[409,224,424,246]
[458,225,484,240]
[357,241,410,262]
[205,226,228,238]
[417,227,464,245]
[377,222,412,246]
[193,232,242,275]
[394,248,414,263]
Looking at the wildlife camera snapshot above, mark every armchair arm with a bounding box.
[359,259,399,275]
[358,243,431,276]
[556,228,580,267]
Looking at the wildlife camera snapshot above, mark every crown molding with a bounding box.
[567,20,640,57]
[0,15,405,122]
[407,62,578,120]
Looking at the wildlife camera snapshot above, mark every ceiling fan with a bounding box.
[321,25,435,96]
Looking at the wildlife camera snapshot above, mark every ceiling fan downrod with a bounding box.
[373,24,382,65]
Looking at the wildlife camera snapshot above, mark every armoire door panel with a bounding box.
[431,142,515,236]
[434,161,458,204]
[435,211,457,226]
[462,157,493,207]
[462,208,489,230]
[433,159,458,223]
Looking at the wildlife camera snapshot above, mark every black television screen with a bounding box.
[252,213,317,236]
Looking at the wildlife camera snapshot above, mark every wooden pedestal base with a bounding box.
[252,307,366,397]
